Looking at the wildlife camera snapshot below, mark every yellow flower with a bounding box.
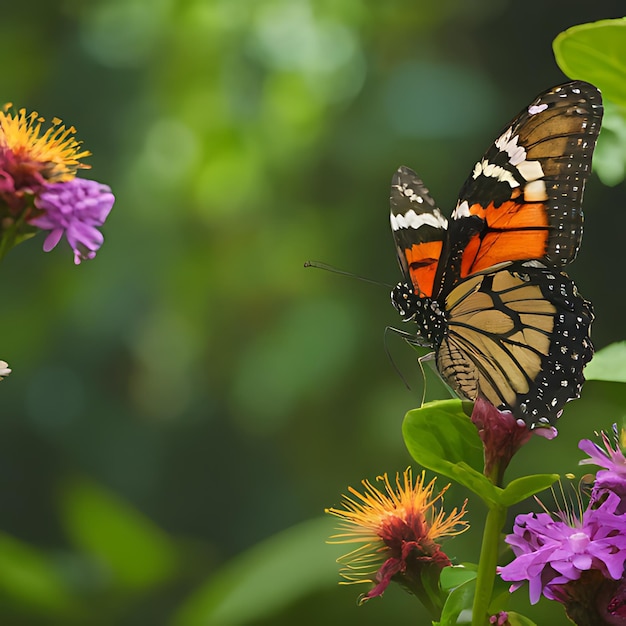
[326,468,468,604]
[0,104,91,184]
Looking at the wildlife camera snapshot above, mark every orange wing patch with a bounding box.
[404,240,444,297]
[460,200,550,277]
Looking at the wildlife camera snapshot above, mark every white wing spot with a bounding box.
[528,103,548,115]
[523,179,548,202]
[472,158,519,188]
[517,160,544,182]
[394,183,426,203]
[495,128,526,166]
[452,199,470,218]
[390,208,448,231]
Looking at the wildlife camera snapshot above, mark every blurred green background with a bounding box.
[1,1,625,625]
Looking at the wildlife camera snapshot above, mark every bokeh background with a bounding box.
[1,1,626,625]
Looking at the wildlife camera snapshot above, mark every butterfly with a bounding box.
[390,81,603,428]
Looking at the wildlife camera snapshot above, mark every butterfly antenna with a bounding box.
[304,261,393,289]
[383,326,413,391]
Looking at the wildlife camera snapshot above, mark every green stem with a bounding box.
[0,232,15,262]
[397,561,445,620]
[0,211,29,262]
[471,504,507,626]
[485,456,505,487]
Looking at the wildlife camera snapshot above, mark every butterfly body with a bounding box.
[390,81,602,427]
[391,286,447,347]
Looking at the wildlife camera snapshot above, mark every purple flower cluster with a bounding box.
[580,426,626,513]
[0,105,113,263]
[499,497,626,603]
[29,178,114,264]
[489,611,509,625]
[499,427,626,621]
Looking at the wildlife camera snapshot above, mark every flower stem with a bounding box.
[0,211,30,262]
[0,221,18,262]
[471,503,507,626]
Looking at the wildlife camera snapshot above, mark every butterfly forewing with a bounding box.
[450,81,602,285]
[390,166,448,298]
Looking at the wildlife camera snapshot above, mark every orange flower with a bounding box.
[326,468,468,605]
[0,104,91,183]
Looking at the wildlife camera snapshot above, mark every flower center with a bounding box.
[568,531,591,553]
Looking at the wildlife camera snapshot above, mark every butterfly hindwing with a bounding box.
[449,81,603,286]
[436,262,593,425]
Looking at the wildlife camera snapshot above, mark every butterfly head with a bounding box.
[391,281,418,320]
[391,282,447,347]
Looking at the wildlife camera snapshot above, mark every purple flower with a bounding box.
[29,178,114,264]
[580,426,626,476]
[489,611,509,625]
[580,426,626,512]
[498,504,626,605]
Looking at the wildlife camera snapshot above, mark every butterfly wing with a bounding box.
[445,81,603,290]
[389,166,450,298]
[436,261,593,426]
[389,82,601,425]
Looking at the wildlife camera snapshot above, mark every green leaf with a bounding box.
[506,611,538,626]
[58,476,180,591]
[173,517,342,626]
[499,474,559,507]
[402,400,483,472]
[488,576,512,616]
[440,565,477,591]
[553,18,626,105]
[554,19,626,186]
[584,341,626,383]
[0,531,81,617]
[593,102,626,186]
[402,400,501,504]
[437,572,476,626]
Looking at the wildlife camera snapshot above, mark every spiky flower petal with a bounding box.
[326,468,468,605]
[0,105,90,186]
